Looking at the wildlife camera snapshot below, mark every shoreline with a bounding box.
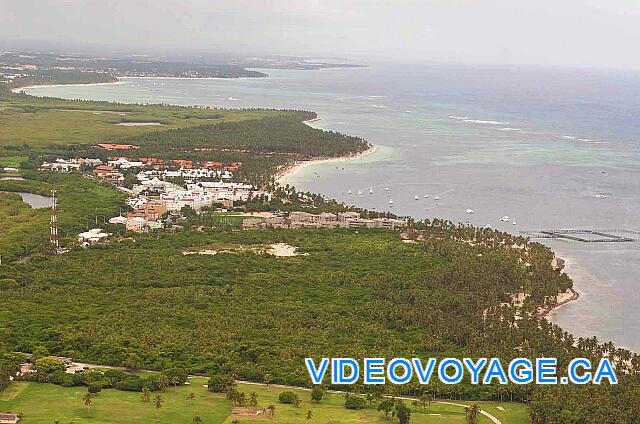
[276,144,377,184]
[8,74,588,336]
[11,80,124,93]
[10,73,268,94]
[541,256,580,320]
[541,287,580,320]
[119,75,265,81]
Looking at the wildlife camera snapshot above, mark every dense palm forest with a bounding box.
[2,215,640,420]
[92,113,368,185]
[0,225,572,381]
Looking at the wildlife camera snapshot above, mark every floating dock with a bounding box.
[519,229,637,243]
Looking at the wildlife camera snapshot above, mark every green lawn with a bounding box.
[0,378,530,424]
[0,379,230,424]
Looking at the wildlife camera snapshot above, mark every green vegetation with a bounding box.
[5,69,117,90]
[0,226,552,386]
[1,171,640,422]
[120,114,368,184]
[1,50,266,90]
[0,351,22,392]
[0,379,230,424]
[0,191,50,262]
[278,391,299,404]
[0,87,284,149]
[0,85,368,186]
[0,172,125,262]
[1,79,639,423]
[0,377,529,423]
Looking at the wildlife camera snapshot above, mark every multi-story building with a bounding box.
[128,200,167,221]
[40,159,81,173]
[93,165,124,185]
[242,211,406,230]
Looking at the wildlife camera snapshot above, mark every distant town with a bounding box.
[40,148,406,246]
[0,50,365,88]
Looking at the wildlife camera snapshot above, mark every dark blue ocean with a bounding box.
[24,62,640,351]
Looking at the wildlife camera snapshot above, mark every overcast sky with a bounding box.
[1,0,640,68]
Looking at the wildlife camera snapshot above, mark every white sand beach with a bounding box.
[10,80,124,93]
[276,144,377,184]
[544,256,581,321]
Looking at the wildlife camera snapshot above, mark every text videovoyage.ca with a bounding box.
[305,357,618,385]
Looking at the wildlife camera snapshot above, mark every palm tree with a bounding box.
[125,353,141,374]
[343,387,352,399]
[236,391,247,407]
[465,403,480,424]
[249,391,258,406]
[306,409,313,423]
[226,387,238,402]
[157,374,169,392]
[82,392,93,416]
[186,392,195,407]
[154,394,164,424]
[267,404,276,419]
[264,372,271,389]
[293,396,302,408]
[141,388,151,403]
[420,394,433,411]
[192,416,202,424]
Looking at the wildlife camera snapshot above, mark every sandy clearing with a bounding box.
[267,243,298,257]
[116,122,163,126]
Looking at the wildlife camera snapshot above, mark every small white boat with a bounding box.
[434,196,440,200]
[348,190,352,194]
[414,195,419,200]
[424,194,429,198]
[357,190,363,195]
[595,194,608,199]
[500,216,511,222]
[389,199,394,205]
[465,209,475,214]
[369,188,373,194]
[385,187,390,191]
[512,221,517,225]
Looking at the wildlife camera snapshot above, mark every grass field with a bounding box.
[0,94,285,148]
[0,378,529,424]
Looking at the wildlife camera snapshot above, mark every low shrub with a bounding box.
[278,391,298,404]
